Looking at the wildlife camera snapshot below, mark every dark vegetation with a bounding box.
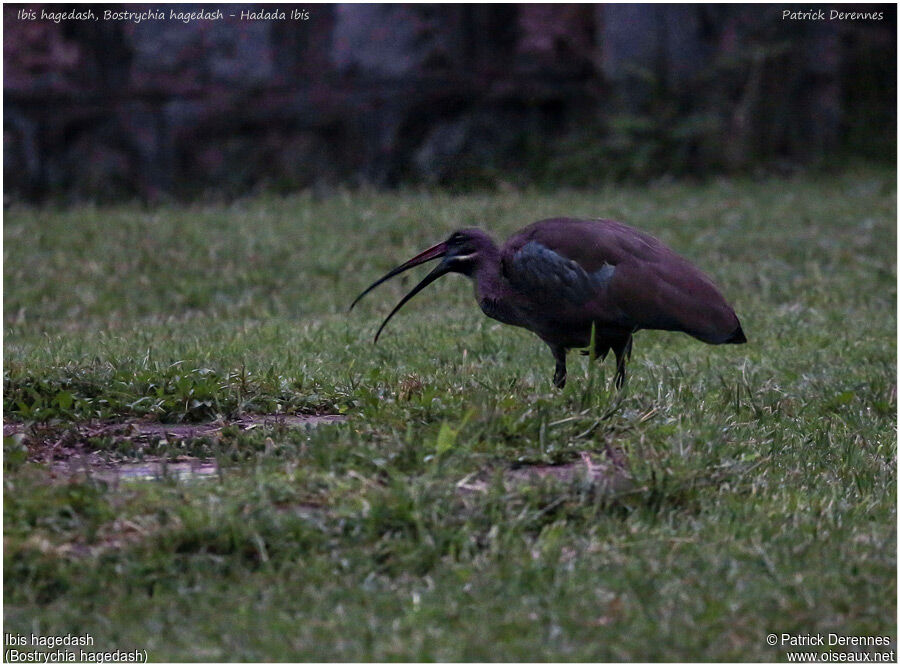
[4,4,896,201]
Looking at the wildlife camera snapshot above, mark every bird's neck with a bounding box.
[471,243,502,296]
[471,244,520,325]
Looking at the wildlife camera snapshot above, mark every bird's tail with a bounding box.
[725,324,747,344]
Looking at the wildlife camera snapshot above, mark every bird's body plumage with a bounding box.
[352,217,745,388]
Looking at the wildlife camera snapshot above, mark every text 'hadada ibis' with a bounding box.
[351,217,746,388]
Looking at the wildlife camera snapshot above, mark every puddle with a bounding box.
[61,458,221,483]
[6,412,346,482]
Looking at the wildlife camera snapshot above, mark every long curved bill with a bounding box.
[350,241,450,342]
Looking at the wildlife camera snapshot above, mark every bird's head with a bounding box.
[350,228,494,341]
[440,228,493,276]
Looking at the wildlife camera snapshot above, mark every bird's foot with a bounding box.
[553,369,567,389]
[550,346,568,389]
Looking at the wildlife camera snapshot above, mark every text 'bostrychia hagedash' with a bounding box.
[351,218,746,388]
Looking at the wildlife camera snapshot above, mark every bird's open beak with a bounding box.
[350,241,451,342]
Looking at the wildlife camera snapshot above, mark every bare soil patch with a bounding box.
[458,447,634,495]
[4,413,346,469]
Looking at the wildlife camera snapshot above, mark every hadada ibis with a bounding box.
[351,218,746,388]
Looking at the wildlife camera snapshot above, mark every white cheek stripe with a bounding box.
[452,252,478,262]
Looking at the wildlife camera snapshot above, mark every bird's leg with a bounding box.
[613,357,626,389]
[612,335,633,389]
[550,344,567,389]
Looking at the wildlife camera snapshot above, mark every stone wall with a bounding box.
[4,4,895,201]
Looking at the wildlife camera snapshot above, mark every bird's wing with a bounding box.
[504,239,615,306]
[502,218,740,342]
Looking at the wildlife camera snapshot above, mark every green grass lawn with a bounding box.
[4,166,896,661]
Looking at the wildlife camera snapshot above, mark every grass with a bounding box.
[4,166,896,661]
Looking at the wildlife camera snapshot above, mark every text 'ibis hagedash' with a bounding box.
[351,217,746,388]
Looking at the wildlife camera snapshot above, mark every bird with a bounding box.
[351,217,746,389]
